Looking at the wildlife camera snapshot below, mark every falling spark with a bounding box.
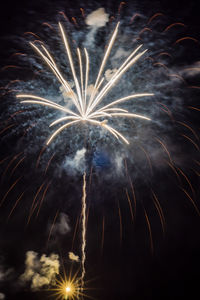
[163,22,186,32]
[7,190,25,221]
[36,180,51,218]
[144,208,153,253]
[0,176,22,207]
[47,209,60,247]
[174,36,198,45]
[17,22,153,146]
[101,216,105,254]
[125,189,134,223]
[117,200,123,246]
[147,12,164,25]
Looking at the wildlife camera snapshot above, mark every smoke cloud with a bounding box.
[104,68,118,81]
[84,8,109,47]
[63,148,86,174]
[0,293,5,300]
[52,213,71,235]
[20,251,60,291]
[85,8,109,28]
[68,252,79,262]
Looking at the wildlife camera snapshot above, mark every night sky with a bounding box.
[0,0,200,299]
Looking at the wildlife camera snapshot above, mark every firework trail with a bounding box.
[80,172,86,292]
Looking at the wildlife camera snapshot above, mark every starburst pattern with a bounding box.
[17,22,153,145]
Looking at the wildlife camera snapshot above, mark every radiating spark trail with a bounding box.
[147,12,164,25]
[118,201,123,246]
[0,124,15,136]
[163,22,186,32]
[2,152,23,180]
[27,181,46,224]
[155,137,173,163]
[181,134,199,151]
[167,161,182,184]
[36,145,47,169]
[177,167,195,197]
[180,187,200,216]
[81,173,87,292]
[7,190,25,221]
[9,156,25,178]
[36,180,51,218]
[44,153,55,175]
[47,209,59,247]
[138,145,153,174]
[174,36,198,45]
[71,214,80,252]
[17,22,154,145]
[151,190,165,234]
[0,176,22,208]
[178,121,199,141]
[128,177,137,216]
[144,208,153,253]
[101,216,105,254]
[125,189,134,223]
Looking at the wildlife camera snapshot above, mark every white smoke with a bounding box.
[0,293,5,300]
[85,8,109,28]
[52,213,71,235]
[68,252,79,262]
[104,68,118,81]
[114,154,124,174]
[112,48,131,60]
[63,148,86,174]
[20,251,60,291]
[180,61,200,77]
[0,262,13,282]
[85,8,109,47]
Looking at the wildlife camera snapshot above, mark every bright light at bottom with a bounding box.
[66,286,71,293]
[49,272,88,300]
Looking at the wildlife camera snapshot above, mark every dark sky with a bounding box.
[0,0,200,300]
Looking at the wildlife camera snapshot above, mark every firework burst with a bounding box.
[16,22,153,145]
[0,4,200,299]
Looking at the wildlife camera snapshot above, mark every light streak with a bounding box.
[180,187,200,216]
[181,134,199,151]
[71,214,80,252]
[2,152,23,180]
[101,216,105,254]
[125,189,134,223]
[147,12,164,25]
[0,176,22,208]
[174,36,198,45]
[7,190,25,221]
[47,209,59,246]
[9,156,25,178]
[144,208,153,253]
[36,180,51,218]
[177,121,199,140]
[81,173,87,292]
[151,190,165,234]
[163,22,186,32]
[27,181,46,224]
[17,22,153,145]
[117,200,123,245]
